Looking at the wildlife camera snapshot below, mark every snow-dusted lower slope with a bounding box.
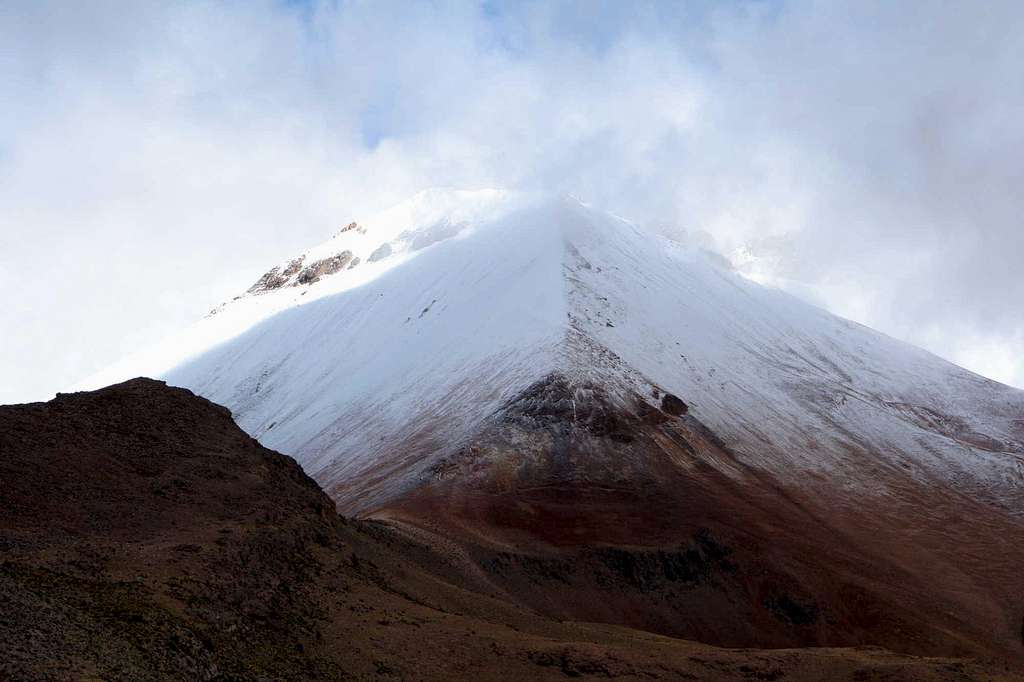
[78,188,1024,512]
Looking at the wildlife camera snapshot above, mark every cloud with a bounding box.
[693,1,1024,386]
[1,0,1021,403]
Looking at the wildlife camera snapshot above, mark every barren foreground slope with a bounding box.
[1,379,1017,680]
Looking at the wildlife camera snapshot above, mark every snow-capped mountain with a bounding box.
[81,188,1024,506]
[78,188,1024,659]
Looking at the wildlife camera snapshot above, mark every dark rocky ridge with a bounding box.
[246,256,305,293]
[660,392,688,416]
[247,249,360,293]
[1,378,345,679]
[295,251,356,285]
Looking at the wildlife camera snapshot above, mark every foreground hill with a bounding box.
[1,379,1017,680]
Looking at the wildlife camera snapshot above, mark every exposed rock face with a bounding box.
[498,373,664,443]
[246,249,360,294]
[295,251,354,285]
[335,221,367,236]
[660,392,688,415]
[3,380,1004,680]
[247,256,305,293]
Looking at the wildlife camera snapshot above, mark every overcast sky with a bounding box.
[2,0,1022,404]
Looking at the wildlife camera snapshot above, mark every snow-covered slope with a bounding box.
[562,201,1024,494]
[78,188,1024,511]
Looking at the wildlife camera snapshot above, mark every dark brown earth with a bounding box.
[2,379,1019,680]
[362,372,1024,667]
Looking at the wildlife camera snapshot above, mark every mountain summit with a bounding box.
[79,189,1024,660]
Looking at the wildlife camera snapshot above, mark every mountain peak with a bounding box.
[237,188,597,298]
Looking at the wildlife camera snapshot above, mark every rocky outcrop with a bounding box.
[247,256,305,293]
[335,221,367,237]
[246,249,360,295]
[660,392,688,416]
[295,251,355,285]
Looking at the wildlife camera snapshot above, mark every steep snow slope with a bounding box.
[560,203,1024,498]
[79,188,1024,510]
[80,190,571,505]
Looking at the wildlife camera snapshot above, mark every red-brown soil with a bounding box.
[366,373,1024,664]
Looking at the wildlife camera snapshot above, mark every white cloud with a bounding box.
[1,0,1021,403]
